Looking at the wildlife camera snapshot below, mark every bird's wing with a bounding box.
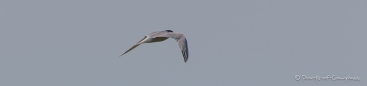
[154,32,189,63]
[120,36,147,57]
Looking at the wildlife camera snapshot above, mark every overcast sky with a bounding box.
[0,0,366,86]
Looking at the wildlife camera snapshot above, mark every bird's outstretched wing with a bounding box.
[120,36,147,57]
[154,32,189,63]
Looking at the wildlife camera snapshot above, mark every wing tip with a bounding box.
[119,52,127,57]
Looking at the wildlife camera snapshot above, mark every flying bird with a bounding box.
[120,30,189,63]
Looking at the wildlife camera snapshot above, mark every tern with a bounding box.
[120,30,189,63]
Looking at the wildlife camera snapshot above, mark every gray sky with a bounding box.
[0,0,366,86]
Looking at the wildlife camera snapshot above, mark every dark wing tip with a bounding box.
[119,52,127,57]
[182,51,188,63]
[119,53,125,57]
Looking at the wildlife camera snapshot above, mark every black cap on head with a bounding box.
[165,30,173,32]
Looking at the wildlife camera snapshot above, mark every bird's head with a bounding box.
[165,30,173,32]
